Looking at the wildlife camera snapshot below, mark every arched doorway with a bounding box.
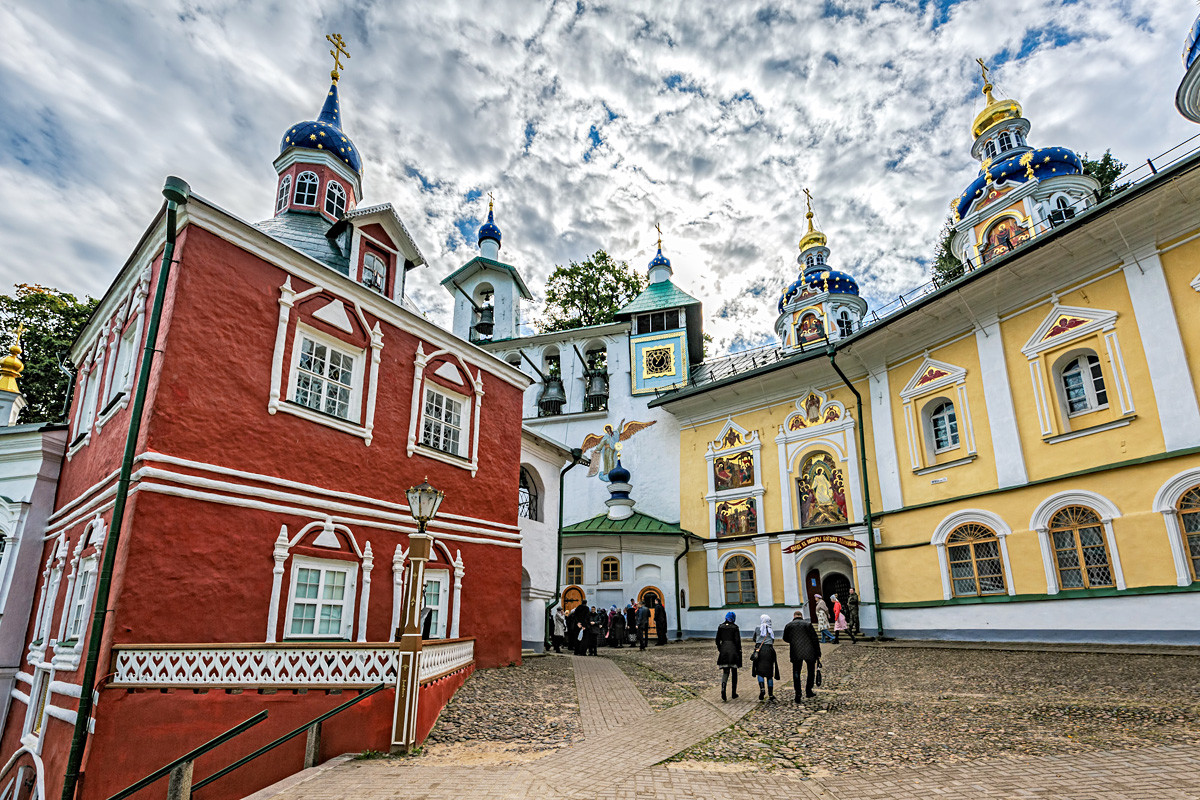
[638,586,664,639]
[823,573,851,606]
[799,548,856,623]
[563,585,585,613]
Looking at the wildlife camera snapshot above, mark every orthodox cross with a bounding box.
[655,222,662,250]
[14,323,24,345]
[976,58,990,85]
[327,34,350,83]
[976,57,996,103]
[488,191,495,212]
[803,187,814,215]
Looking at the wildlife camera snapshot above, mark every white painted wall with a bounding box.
[519,431,571,650]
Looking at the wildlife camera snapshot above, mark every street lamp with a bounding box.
[391,478,444,753]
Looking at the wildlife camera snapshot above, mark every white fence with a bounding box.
[111,639,474,688]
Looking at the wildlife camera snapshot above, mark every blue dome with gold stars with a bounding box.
[478,205,502,247]
[778,267,860,313]
[1186,14,1200,68]
[280,82,362,174]
[953,146,1082,221]
[649,247,671,270]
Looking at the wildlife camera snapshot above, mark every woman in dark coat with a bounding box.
[750,615,780,701]
[610,605,626,648]
[715,611,742,702]
[567,602,591,655]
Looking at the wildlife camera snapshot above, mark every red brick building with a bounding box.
[0,62,529,800]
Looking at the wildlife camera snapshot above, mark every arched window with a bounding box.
[362,253,386,293]
[324,181,347,217]
[1049,506,1114,589]
[1179,486,1200,581]
[294,172,319,206]
[946,523,1006,596]
[929,400,959,453]
[600,556,620,582]
[723,555,756,605]
[276,175,292,213]
[983,140,997,159]
[997,131,1014,153]
[836,308,853,338]
[1059,353,1107,416]
[566,557,583,586]
[1054,195,1071,212]
[518,467,540,521]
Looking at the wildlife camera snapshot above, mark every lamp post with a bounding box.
[391,479,444,753]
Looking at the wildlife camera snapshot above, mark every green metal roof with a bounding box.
[615,279,700,317]
[440,256,533,300]
[562,511,693,536]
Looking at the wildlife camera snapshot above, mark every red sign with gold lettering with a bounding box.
[783,534,865,554]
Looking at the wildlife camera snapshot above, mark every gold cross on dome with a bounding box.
[327,34,350,83]
[803,187,814,214]
[488,191,495,212]
[654,222,662,250]
[14,323,24,344]
[976,57,990,85]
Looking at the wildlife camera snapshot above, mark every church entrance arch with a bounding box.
[798,547,856,622]
[563,585,585,613]
[639,586,664,639]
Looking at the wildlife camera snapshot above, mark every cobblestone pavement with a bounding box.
[254,642,1200,799]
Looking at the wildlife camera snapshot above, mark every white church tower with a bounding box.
[441,198,532,343]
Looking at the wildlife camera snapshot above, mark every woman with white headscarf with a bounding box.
[750,614,779,701]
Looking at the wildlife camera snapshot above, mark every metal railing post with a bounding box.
[165,763,193,800]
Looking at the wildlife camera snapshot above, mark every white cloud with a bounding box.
[0,0,1194,353]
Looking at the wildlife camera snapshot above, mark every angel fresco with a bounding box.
[796,451,848,527]
[581,419,657,481]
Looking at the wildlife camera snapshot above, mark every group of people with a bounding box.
[551,595,669,655]
[715,588,860,704]
[812,589,859,644]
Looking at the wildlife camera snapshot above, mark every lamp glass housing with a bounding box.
[406,480,444,523]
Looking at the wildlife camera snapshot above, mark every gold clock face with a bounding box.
[643,345,674,377]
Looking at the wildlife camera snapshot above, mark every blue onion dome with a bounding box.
[280,82,362,174]
[478,201,502,247]
[778,269,859,312]
[954,146,1083,222]
[608,459,631,484]
[1186,14,1200,68]
[649,247,671,270]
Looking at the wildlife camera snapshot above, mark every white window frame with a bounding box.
[23,668,50,740]
[276,175,292,213]
[421,385,467,458]
[926,399,960,454]
[422,568,451,639]
[283,556,358,641]
[324,180,347,217]
[286,325,365,425]
[407,345,483,475]
[361,252,387,294]
[294,171,319,206]
[836,308,853,338]
[1057,351,1108,418]
[1029,491,1126,594]
[64,557,96,642]
[983,139,997,160]
[1152,467,1200,586]
[997,130,1014,153]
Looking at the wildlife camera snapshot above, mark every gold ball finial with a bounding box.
[0,324,25,395]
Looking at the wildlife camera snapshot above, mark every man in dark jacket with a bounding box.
[567,601,591,656]
[636,601,651,650]
[781,610,821,702]
[847,588,861,636]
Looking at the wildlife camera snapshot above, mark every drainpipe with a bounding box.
[62,177,190,800]
[544,448,585,649]
[825,345,885,640]
[673,535,690,640]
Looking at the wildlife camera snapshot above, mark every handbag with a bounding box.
[577,628,585,642]
[815,659,823,687]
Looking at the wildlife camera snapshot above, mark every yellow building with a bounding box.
[655,74,1200,643]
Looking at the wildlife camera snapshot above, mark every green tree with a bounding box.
[1081,150,1129,201]
[537,250,646,333]
[930,216,964,286]
[0,284,98,423]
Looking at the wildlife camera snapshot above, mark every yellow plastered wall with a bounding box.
[873,455,1198,604]
[769,541,785,604]
[888,334,1000,511]
[1159,233,1200,406]
[686,549,709,606]
[1000,271,1165,482]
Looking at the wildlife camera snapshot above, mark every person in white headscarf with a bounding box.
[751,614,779,701]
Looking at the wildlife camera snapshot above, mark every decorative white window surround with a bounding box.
[268,278,384,445]
[51,518,105,671]
[1043,416,1135,445]
[914,454,977,476]
[389,543,408,641]
[421,386,468,458]
[96,288,147,432]
[1191,272,1200,292]
[28,537,68,667]
[284,555,359,640]
[108,638,474,689]
[288,326,364,423]
[775,391,862,533]
[407,344,484,477]
[704,419,766,538]
[717,548,759,606]
[899,357,977,472]
[930,510,1016,600]
[267,520,373,643]
[1152,467,1200,586]
[1020,304,1134,437]
[1029,491,1126,594]
[422,568,450,638]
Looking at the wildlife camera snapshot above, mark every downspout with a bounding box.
[62,177,190,800]
[544,448,585,649]
[825,344,885,639]
[673,535,690,640]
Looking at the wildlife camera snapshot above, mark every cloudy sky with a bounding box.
[1,0,1195,353]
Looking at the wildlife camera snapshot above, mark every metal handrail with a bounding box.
[106,712,268,800]
[192,682,386,792]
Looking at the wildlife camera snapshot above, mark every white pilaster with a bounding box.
[868,369,904,511]
[752,535,773,605]
[704,541,722,608]
[975,316,1028,487]
[1123,251,1200,450]
[777,533,800,607]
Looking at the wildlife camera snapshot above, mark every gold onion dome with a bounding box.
[798,209,827,252]
[971,63,1022,139]
[0,328,24,394]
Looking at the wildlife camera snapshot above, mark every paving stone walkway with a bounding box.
[250,650,1200,800]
